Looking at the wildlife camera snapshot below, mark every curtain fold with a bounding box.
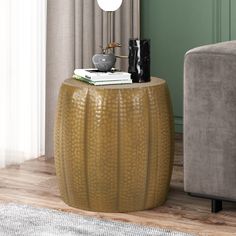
[46,0,140,157]
[0,0,46,168]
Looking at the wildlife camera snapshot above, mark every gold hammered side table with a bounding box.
[54,77,174,212]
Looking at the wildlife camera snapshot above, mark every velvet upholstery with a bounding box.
[184,41,236,201]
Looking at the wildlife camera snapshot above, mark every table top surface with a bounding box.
[64,77,165,90]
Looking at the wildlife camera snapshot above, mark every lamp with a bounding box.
[97,0,123,11]
[97,0,123,45]
[93,0,123,71]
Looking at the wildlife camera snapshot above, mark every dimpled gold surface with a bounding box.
[54,77,174,212]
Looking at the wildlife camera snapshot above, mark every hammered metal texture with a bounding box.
[54,78,174,213]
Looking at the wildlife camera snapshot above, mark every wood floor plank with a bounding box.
[0,134,235,235]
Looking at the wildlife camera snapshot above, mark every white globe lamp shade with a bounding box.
[97,0,123,11]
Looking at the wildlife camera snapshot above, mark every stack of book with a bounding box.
[73,69,132,86]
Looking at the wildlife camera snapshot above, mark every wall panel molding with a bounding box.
[141,0,235,133]
[230,0,236,39]
[212,0,231,42]
[229,0,232,40]
[212,0,222,42]
[175,0,232,133]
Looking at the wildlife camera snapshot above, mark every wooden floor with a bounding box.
[0,134,235,236]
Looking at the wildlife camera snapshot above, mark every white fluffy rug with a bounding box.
[0,203,195,236]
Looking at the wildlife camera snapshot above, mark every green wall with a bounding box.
[141,0,236,132]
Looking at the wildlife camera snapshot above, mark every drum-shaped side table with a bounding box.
[54,77,174,212]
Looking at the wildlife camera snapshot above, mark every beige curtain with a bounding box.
[46,0,140,157]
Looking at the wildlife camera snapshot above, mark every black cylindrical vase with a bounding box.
[128,39,150,83]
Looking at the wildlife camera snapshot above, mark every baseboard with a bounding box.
[174,116,183,133]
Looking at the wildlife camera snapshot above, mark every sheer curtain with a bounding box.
[0,0,46,168]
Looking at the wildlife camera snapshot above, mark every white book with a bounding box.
[74,68,131,82]
[73,74,132,86]
[91,80,132,86]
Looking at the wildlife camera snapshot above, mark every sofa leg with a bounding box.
[211,199,222,213]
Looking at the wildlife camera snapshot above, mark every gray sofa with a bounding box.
[184,41,236,212]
